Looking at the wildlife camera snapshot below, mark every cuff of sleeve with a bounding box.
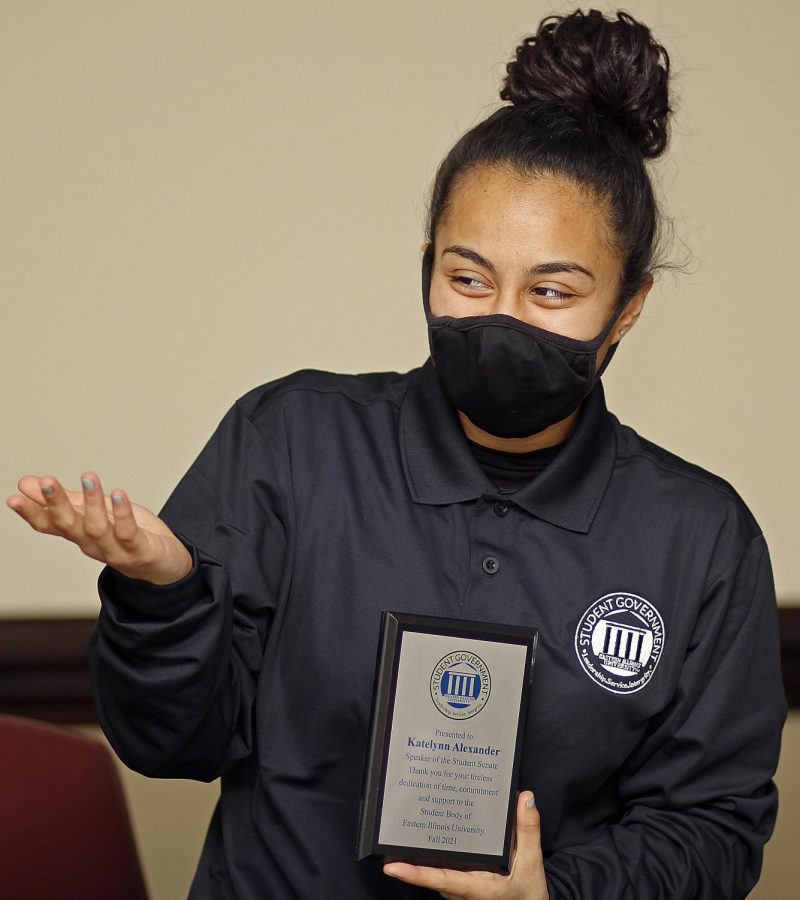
[97,535,208,620]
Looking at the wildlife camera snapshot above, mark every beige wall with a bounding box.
[4,2,798,898]
[2,0,799,613]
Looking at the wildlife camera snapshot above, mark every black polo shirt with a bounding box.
[87,359,786,900]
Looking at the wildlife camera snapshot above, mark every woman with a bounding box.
[6,9,786,899]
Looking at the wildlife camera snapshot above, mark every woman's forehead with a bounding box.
[439,165,620,272]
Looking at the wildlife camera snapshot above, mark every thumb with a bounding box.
[511,790,545,881]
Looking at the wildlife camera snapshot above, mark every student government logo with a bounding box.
[575,592,665,694]
[430,651,491,720]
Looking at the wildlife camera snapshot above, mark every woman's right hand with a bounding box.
[6,472,195,586]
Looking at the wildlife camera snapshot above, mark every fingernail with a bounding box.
[41,485,54,497]
[526,792,536,809]
[82,478,95,491]
[111,493,123,506]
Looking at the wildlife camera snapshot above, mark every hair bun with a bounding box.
[500,9,672,159]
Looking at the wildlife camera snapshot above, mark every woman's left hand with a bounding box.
[383,791,549,900]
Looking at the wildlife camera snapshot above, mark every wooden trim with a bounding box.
[1,610,799,724]
[0,619,97,724]
[780,607,800,709]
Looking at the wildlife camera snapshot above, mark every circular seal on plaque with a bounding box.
[430,650,491,719]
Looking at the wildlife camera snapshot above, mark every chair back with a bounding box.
[0,714,149,900]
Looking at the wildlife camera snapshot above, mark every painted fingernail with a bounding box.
[41,485,54,497]
[526,792,536,809]
[111,493,124,506]
[82,478,95,491]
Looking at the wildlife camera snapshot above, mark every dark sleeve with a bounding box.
[544,533,787,900]
[86,400,290,781]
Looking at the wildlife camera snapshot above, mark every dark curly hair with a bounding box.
[425,8,674,305]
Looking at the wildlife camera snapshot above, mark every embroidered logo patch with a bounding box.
[575,593,665,694]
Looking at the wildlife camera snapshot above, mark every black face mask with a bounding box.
[422,245,624,438]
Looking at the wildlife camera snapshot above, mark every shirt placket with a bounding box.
[460,495,529,624]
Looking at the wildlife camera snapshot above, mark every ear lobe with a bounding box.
[616,276,652,338]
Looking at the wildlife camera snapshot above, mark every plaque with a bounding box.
[356,611,538,873]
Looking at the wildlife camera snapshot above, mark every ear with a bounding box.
[614,275,652,342]
[421,241,431,254]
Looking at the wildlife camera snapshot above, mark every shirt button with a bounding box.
[493,501,510,517]
[482,556,500,575]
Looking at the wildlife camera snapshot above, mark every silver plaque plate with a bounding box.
[356,612,537,873]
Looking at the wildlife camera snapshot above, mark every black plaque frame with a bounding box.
[356,611,538,873]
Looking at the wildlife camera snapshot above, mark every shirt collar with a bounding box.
[399,358,617,534]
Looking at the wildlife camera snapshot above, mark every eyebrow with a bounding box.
[441,245,595,281]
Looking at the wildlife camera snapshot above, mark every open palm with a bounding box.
[7,472,193,585]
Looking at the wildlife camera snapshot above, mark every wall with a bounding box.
[3,2,798,898]
[2,0,798,613]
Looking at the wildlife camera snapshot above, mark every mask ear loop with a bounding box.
[595,340,618,378]
[421,245,439,363]
[595,293,632,378]
[421,244,434,312]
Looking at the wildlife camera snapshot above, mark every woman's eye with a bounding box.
[450,275,488,291]
[533,286,572,302]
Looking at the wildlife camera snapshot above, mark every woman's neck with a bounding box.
[457,407,580,453]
